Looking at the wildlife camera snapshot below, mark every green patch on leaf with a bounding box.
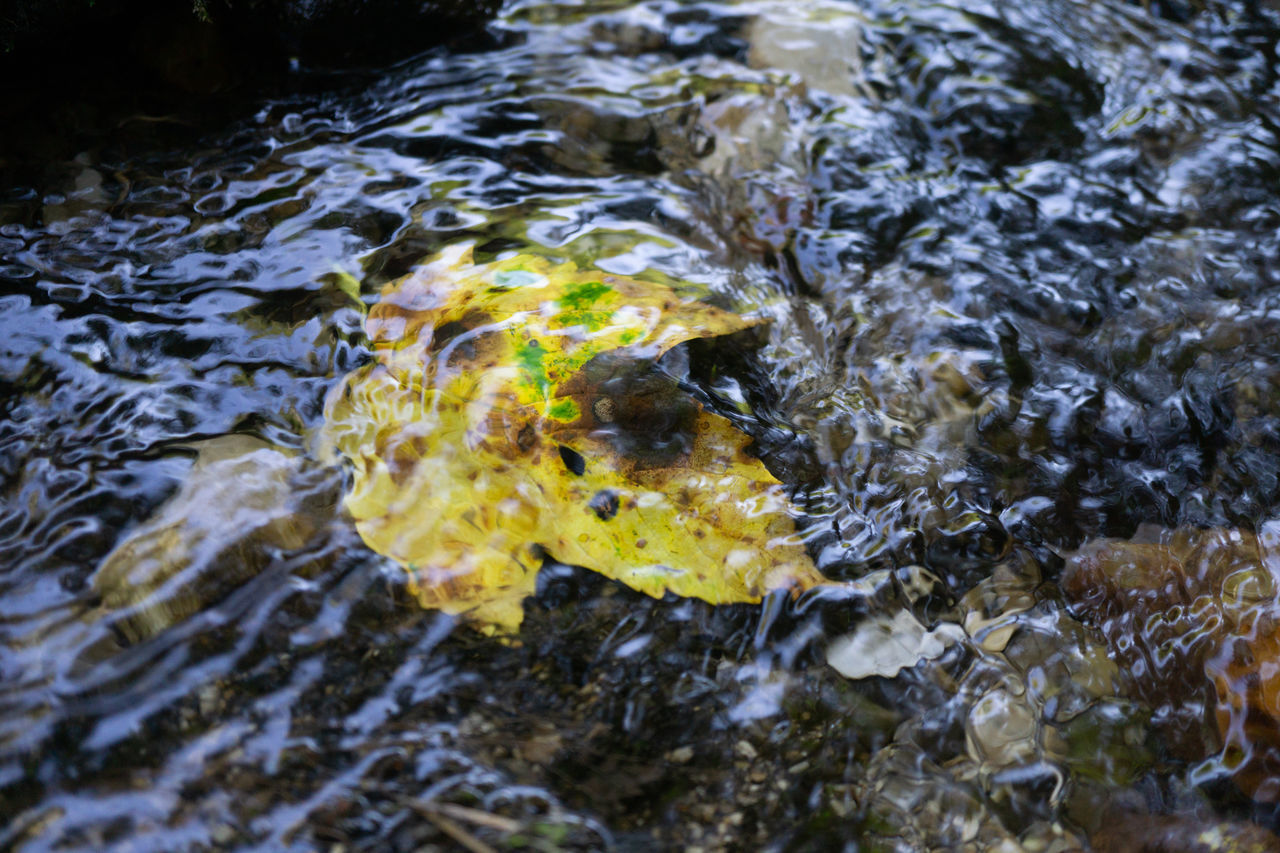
[558,279,612,310]
[512,337,551,401]
[547,399,580,421]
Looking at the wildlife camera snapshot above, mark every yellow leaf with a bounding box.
[325,243,826,632]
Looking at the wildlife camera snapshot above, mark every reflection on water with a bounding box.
[4,0,1280,847]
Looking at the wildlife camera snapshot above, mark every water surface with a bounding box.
[4,0,1280,848]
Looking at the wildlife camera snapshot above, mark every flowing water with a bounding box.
[4,0,1280,849]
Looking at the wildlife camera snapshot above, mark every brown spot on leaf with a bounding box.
[589,490,620,521]
[516,423,537,452]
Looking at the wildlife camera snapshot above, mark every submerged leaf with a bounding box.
[326,244,825,631]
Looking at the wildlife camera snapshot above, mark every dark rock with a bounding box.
[0,0,502,78]
[0,0,502,164]
[265,0,504,66]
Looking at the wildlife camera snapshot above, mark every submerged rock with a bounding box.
[1091,812,1280,853]
[1063,524,1280,800]
[91,434,341,644]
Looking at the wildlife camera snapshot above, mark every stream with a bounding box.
[4,0,1280,849]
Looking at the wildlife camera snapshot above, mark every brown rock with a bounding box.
[1063,526,1280,799]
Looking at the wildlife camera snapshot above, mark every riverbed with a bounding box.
[4,0,1280,849]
